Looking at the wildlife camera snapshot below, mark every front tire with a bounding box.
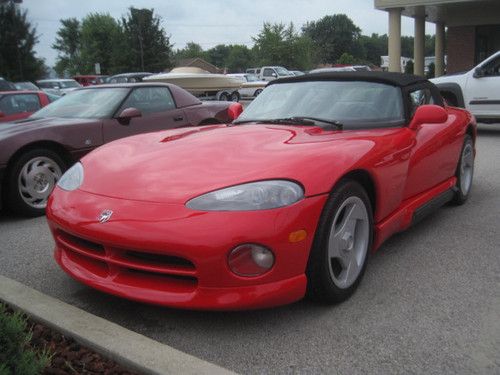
[4,149,66,217]
[451,134,474,205]
[306,179,373,304]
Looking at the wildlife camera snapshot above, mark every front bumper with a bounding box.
[47,188,327,310]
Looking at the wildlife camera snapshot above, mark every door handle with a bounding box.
[174,116,184,122]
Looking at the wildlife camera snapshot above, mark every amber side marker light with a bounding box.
[289,230,307,243]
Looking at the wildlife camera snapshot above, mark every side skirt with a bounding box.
[372,177,456,251]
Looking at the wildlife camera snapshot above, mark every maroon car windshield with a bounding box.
[31,88,129,119]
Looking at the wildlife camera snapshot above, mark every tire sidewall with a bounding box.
[306,179,373,303]
[452,134,474,205]
[5,149,67,217]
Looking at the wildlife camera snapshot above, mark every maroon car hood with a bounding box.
[78,124,379,203]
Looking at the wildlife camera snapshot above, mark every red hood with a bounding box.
[79,124,382,203]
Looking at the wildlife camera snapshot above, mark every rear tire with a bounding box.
[4,149,67,217]
[230,91,240,102]
[306,179,373,304]
[451,134,474,205]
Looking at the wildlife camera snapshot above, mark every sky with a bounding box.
[22,0,436,67]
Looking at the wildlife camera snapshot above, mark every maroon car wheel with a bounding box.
[5,149,67,217]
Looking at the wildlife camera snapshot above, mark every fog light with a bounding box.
[228,244,274,277]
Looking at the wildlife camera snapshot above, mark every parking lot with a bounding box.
[0,123,499,374]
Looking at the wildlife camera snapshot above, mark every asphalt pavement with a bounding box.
[1,124,499,374]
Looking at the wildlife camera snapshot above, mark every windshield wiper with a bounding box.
[288,116,343,130]
[233,117,343,129]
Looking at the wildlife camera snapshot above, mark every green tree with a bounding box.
[0,3,47,81]
[174,42,206,62]
[78,13,124,74]
[226,45,253,72]
[404,59,414,74]
[121,7,173,72]
[302,14,361,64]
[359,33,388,66]
[52,18,82,76]
[206,44,231,68]
[337,52,355,65]
[252,22,312,70]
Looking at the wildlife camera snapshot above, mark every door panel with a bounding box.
[466,55,500,118]
[103,87,190,143]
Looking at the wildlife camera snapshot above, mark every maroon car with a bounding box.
[0,83,233,216]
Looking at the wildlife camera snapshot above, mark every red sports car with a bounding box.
[46,72,476,310]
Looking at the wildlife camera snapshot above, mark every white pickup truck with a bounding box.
[258,66,295,82]
[431,51,500,123]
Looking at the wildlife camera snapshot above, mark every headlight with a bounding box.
[186,180,303,211]
[57,162,84,191]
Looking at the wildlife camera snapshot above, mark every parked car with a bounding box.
[0,78,17,91]
[0,83,234,216]
[310,66,371,74]
[259,66,294,81]
[431,50,500,123]
[107,72,153,83]
[0,91,58,123]
[227,73,267,98]
[14,81,40,91]
[309,67,357,73]
[36,79,81,96]
[46,72,476,310]
[73,75,109,86]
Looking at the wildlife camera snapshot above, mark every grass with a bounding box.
[0,303,52,375]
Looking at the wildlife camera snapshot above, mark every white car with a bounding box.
[36,79,81,96]
[227,74,267,98]
[431,51,500,123]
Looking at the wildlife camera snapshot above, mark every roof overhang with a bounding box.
[375,0,500,26]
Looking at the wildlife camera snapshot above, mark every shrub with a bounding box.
[0,303,52,375]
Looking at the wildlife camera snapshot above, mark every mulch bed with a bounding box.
[32,321,140,375]
[5,305,140,375]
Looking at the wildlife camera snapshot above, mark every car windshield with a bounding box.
[59,80,80,88]
[31,88,129,119]
[276,67,291,76]
[236,80,404,128]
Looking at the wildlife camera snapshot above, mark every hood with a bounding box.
[79,124,381,203]
[0,117,99,140]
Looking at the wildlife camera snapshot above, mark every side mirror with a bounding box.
[116,107,142,125]
[228,102,243,121]
[0,111,4,118]
[473,67,485,78]
[409,105,448,130]
[271,72,277,78]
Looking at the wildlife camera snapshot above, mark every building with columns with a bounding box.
[374,0,500,77]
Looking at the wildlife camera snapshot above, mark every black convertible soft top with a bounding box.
[270,71,429,88]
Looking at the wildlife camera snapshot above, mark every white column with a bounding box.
[413,10,425,76]
[435,22,445,77]
[388,8,402,72]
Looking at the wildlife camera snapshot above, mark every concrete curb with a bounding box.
[0,275,236,375]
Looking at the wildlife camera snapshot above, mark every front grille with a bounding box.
[56,230,198,291]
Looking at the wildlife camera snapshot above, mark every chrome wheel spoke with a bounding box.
[17,156,62,209]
